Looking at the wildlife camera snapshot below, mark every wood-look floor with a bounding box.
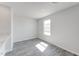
[5,38,77,56]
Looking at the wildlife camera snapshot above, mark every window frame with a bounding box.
[43,19,51,36]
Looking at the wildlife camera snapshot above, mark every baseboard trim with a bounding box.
[4,48,13,56]
[38,37,78,56]
[14,37,37,43]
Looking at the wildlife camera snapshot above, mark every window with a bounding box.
[43,19,51,36]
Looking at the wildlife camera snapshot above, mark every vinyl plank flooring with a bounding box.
[5,38,77,56]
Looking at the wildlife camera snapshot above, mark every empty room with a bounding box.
[0,2,79,56]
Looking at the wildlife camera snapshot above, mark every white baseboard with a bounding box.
[3,48,13,56]
[14,36,37,43]
[38,37,79,56]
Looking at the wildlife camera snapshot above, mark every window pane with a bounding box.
[43,19,51,36]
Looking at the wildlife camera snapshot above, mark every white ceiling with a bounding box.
[0,2,79,19]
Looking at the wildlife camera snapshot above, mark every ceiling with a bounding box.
[0,2,79,19]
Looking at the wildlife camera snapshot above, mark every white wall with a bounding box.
[37,4,79,55]
[0,5,11,55]
[0,5,11,34]
[13,16,37,43]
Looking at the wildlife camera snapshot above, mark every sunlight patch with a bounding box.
[35,42,48,52]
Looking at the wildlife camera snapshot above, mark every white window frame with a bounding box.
[43,19,51,36]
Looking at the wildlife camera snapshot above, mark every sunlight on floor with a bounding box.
[35,42,48,52]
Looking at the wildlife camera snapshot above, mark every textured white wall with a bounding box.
[13,16,37,43]
[37,4,79,55]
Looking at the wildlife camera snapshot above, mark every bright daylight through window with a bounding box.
[44,19,51,36]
